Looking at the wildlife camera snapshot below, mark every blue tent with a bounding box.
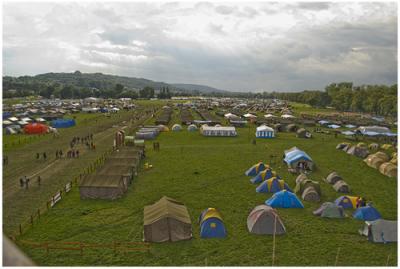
[250,168,274,184]
[3,112,12,119]
[256,177,291,193]
[283,147,313,170]
[265,190,304,208]
[245,162,266,176]
[334,196,358,209]
[51,119,76,128]
[199,208,226,238]
[353,205,382,221]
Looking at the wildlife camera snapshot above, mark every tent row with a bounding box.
[364,152,397,178]
[324,172,351,193]
[294,174,321,202]
[79,146,143,200]
[336,142,370,158]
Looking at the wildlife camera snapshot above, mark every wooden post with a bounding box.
[334,247,340,266]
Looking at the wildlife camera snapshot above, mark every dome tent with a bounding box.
[335,195,360,209]
[199,208,226,238]
[333,180,351,193]
[379,162,397,178]
[51,119,76,128]
[265,190,304,209]
[353,205,382,221]
[250,167,273,184]
[256,177,291,193]
[325,172,343,184]
[313,202,345,218]
[171,124,182,131]
[247,205,286,235]
[24,123,48,134]
[187,124,198,132]
[245,162,266,176]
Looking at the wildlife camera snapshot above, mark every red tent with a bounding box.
[24,123,48,134]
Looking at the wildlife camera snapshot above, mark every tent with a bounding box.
[364,152,389,169]
[79,174,127,200]
[337,143,352,151]
[250,167,273,184]
[199,208,226,238]
[247,205,286,235]
[295,174,308,184]
[265,190,304,208]
[301,187,320,202]
[245,162,266,176]
[381,144,394,150]
[283,147,313,171]
[313,202,345,218]
[333,180,350,193]
[256,177,291,193]
[335,195,360,209]
[24,123,48,134]
[353,205,381,221]
[187,124,198,132]
[379,162,397,177]
[346,146,369,158]
[296,128,312,138]
[201,126,237,137]
[143,196,192,242]
[51,119,76,128]
[158,125,170,132]
[359,219,397,243]
[255,125,275,138]
[285,124,298,132]
[172,124,182,131]
[325,172,343,184]
[294,179,321,202]
[368,143,379,150]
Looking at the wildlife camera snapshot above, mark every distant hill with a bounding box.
[172,83,227,94]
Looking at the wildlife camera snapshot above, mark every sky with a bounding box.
[2,1,398,92]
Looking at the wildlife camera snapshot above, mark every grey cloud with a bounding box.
[297,2,331,10]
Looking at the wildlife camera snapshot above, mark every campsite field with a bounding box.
[15,105,397,266]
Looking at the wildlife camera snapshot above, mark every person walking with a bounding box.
[37,176,41,186]
[59,149,63,158]
[25,176,29,189]
[72,150,75,158]
[56,150,59,159]
[43,152,47,161]
[76,150,79,158]
[36,152,40,160]
[20,178,24,188]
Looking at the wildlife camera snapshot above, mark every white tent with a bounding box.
[201,126,237,137]
[8,117,19,122]
[264,114,277,118]
[256,125,275,138]
[281,114,295,119]
[35,118,46,122]
[224,113,238,119]
[243,113,257,118]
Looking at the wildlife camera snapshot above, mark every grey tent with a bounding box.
[286,124,298,132]
[325,172,342,184]
[247,205,286,235]
[313,202,345,218]
[296,128,312,138]
[79,174,127,200]
[359,219,397,243]
[301,186,321,202]
[333,180,350,193]
[143,196,192,242]
[274,123,283,132]
[347,146,369,158]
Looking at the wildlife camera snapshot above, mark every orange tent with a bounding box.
[24,123,48,134]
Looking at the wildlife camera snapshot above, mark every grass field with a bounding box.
[16,109,397,266]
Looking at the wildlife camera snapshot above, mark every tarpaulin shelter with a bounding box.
[199,208,226,238]
[143,196,192,242]
[265,190,304,209]
[247,205,286,235]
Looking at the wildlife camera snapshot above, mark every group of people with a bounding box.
[19,175,41,189]
[66,149,80,158]
[70,134,94,148]
[36,152,47,161]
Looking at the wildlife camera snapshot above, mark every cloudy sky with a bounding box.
[3,1,398,92]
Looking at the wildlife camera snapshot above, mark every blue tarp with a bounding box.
[51,119,76,128]
[265,190,304,208]
[284,148,312,165]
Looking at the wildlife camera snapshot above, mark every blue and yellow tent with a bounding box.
[265,190,304,208]
[256,177,291,193]
[199,208,226,239]
[334,195,359,209]
[250,168,275,184]
[353,205,381,221]
[245,162,266,176]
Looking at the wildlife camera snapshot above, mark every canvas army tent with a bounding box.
[79,175,127,200]
[256,177,291,193]
[283,147,313,171]
[313,202,345,218]
[325,172,343,184]
[346,146,369,158]
[96,164,134,186]
[255,125,275,138]
[359,219,397,243]
[143,196,192,242]
[250,167,273,184]
[265,190,304,208]
[379,162,397,177]
[247,205,286,235]
[199,208,226,238]
[333,180,350,193]
[353,205,381,221]
[245,162,266,176]
[335,195,360,209]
